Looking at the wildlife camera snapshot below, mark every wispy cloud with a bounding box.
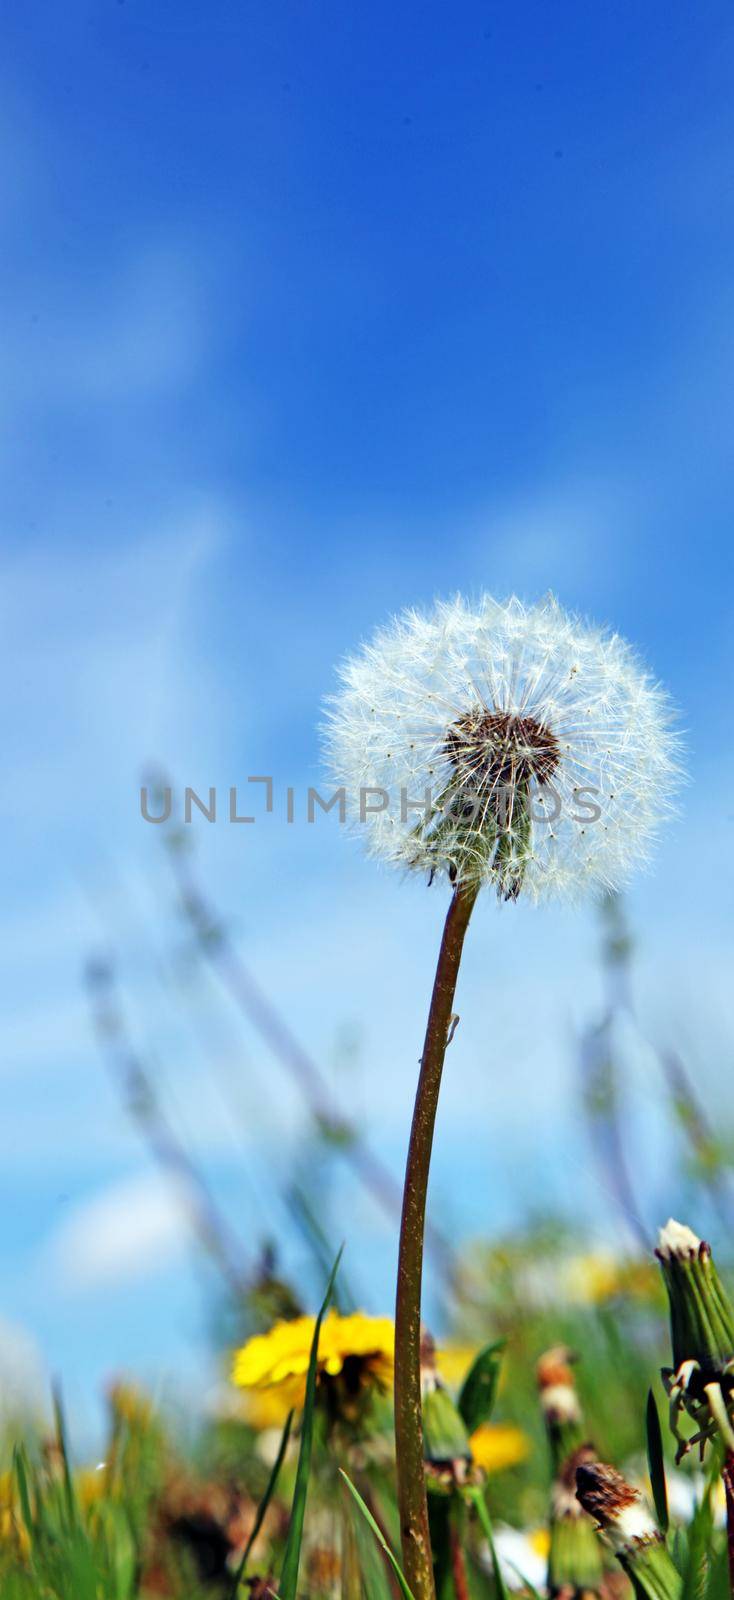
[44,1171,193,1293]
[1,508,229,830]
[1,238,223,421]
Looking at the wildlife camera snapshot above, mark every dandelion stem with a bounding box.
[394,880,480,1600]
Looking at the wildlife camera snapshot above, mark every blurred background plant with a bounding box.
[3,878,734,1595]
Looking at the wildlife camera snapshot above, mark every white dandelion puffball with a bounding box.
[323,594,680,904]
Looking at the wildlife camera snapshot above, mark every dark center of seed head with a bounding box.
[445,709,561,790]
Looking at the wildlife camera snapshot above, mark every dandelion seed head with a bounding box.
[323,593,681,903]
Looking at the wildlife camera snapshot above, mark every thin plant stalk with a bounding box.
[724,1452,734,1597]
[161,820,454,1278]
[86,957,252,1298]
[579,894,648,1251]
[660,1049,734,1232]
[394,880,480,1600]
[449,1523,470,1600]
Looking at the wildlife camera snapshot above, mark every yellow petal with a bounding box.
[469,1422,530,1473]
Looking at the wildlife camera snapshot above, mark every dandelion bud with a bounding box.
[575,1461,680,1600]
[537,1351,603,1597]
[656,1219,734,1378]
[420,1334,472,1485]
[421,1385,473,1476]
[655,1219,734,1459]
[537,1346,583,1467]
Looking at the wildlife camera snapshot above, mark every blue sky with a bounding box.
[2,0,734,1438]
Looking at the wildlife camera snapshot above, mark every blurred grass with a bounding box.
[2,1227,733,1596]
[3,882,734,1595]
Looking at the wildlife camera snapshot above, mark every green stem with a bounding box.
[394,881,480,1600]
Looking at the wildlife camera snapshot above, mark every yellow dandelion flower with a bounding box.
[239,1380,304,1431]
[232,1310,394,1406]
[562,1251,659,1306]
[469,1422,530,1474]
[434,1345,480,1390]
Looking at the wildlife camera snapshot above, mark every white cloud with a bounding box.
[1,505,230,799]
[45,1171,193,1292]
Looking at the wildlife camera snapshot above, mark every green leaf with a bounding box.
[339,1471,416,1600]
[703,1542,731,1600]
[645,1387,669,1535]
[231,1409,294,1597]
[466,1486,511,1600]
[278,1247,342,1600]
[457,1339,505,1434]
[351,1533,398,1599]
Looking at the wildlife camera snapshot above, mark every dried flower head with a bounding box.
[537,1345,583,1434]
[575,1461,680,1600]
[324,594,680,902]
[575,1461,655,1552]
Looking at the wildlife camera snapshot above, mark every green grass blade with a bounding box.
[231,1408,294,1598]
[53,1383,79,1529]
[457,1339,505,1433]
[646,1387,669,1535]
[12,1445,35,1541]
[466,1486,510,1600]
[278,1247,342,1600]
[339,1471,416,1600]
[347,1483,399,1600]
